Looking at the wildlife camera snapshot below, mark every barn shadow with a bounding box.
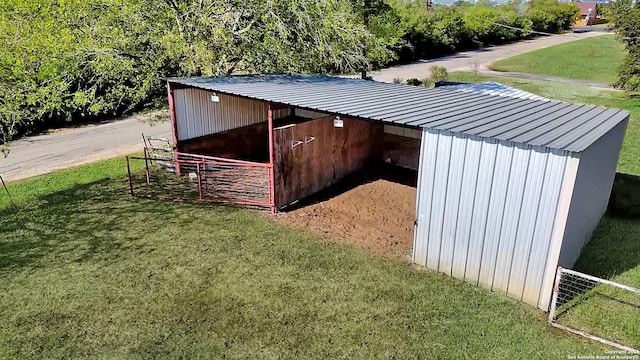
[573,173,640,280]
[573,215,640,280]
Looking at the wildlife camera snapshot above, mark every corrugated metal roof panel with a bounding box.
[437,81,550,102]
[168,75,630,152]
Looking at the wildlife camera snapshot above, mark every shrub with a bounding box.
[387,0,579,63]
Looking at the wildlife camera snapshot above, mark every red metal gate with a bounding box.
[126,149,273,209]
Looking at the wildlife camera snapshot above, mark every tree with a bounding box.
[0,0,387,152]
[608,0,640,91]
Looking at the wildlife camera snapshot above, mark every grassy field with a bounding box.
[0,159,607,359]
[448,72,640,349]
[1,74,638,357]
[490,35,625,84]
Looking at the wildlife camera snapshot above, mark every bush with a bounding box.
[404,65,448,88]
[388,0,579,63]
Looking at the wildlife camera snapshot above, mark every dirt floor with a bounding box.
[276,165,417,261]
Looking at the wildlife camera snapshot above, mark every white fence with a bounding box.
[549,267,640,352]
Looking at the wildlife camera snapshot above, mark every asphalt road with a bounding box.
[0,32,603,183]
[0,112,171,182]
[369,32,603,82]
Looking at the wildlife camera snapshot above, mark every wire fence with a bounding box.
[549,267,640,352]
[126,150,273,209]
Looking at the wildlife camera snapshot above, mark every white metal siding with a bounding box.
[174,88,266,141]
[413,129,569,308]
[558,119,629,268]
[537,155,579,310]
[384,125,422,139]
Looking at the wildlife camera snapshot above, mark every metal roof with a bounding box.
[436,81,550,102]
[168,75,629,153]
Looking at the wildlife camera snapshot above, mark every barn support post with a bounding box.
[268,104,276,214]
[167,83,180,174]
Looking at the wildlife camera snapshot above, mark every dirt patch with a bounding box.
[276,166,417,261]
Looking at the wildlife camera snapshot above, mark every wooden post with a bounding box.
[268,105,276,214]
[197,162,203,201]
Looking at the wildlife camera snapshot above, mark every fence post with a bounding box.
[143,147,150,185]
[126,156,134,196]
[548,267,562,322]
[197,162,203,201]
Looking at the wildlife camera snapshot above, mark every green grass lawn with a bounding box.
[0,159,607,359]
[490,35,625,84]
[448,72,640,349]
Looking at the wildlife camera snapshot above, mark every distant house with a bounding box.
[574,2,606,27]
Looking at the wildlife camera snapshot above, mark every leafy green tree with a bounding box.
[608,0,640,91]
[0,0,386,150]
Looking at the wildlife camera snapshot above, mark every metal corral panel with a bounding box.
[413,129,569,309]
[384,125,421,139]
[168,75,630,152]
[173,88,266,141]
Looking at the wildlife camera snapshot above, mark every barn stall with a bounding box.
[144,75,630,310]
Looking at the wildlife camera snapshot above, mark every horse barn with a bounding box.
[153,75,630,310]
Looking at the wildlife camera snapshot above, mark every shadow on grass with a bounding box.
[573,215,640,280]
[0,177,242,274]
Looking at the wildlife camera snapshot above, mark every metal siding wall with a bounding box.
[425,133,453,270]
[478,144,514,288]
[464,138,498,285]
[557,119,628,268]
[524,148,570,310]
[491,145,529,292]
[412,129,440,266]
[174,88,266,141]
[438,133,467,275]
[505,149,550,300]
[450,137,482,279]
[414,131,569,308]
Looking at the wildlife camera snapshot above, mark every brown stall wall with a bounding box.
[274,117,374,209]
[335,118,376,180]
[179,123,269,162]
[382,133,421,170]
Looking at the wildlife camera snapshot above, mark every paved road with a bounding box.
[369,32,604,82]
[0,112,172,182]
[0,32,603,183]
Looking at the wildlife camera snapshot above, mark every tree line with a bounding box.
[0,0,580,146]
[605,0,640,92]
